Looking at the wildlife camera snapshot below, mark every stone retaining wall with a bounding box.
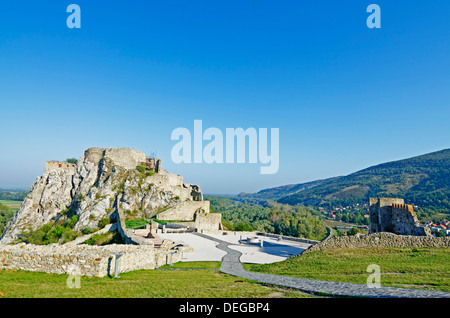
[0,240,188,277]
[303,232,450,254]
[256,232,320,245]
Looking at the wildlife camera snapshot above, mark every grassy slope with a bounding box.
[245,247,450,292]
[0,264,313,298]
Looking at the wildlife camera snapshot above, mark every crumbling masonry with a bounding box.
[369,197,431,236]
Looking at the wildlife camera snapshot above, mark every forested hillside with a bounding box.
[242,149,450,214]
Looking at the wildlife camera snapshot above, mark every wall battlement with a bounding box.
[45,161,77,173]
[392,203,414,213]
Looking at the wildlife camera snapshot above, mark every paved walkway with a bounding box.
[193,232,450,298]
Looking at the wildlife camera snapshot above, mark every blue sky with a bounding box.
[0,1,449,194]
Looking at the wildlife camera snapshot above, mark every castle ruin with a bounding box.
[369,197,431,236]
[0,147,223,277]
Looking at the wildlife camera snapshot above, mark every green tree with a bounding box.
[347,227,362,236]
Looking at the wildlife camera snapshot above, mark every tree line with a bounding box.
[207,196,328,241]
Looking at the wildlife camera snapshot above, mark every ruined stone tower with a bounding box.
[369,198,431,236]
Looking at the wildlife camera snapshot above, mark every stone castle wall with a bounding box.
[45,161,77,174]
[369,197,404,233]
[149,173,184,188]
[391,204,429,236]
[369,197,430,236]
[194,212,223,232]
[84,147,147,170]
[302,232,450,255]
[156,201,210,221]
[0,241,187,277]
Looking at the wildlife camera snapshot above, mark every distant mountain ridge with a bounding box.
[239,177,339,200]
[239,149,450,212]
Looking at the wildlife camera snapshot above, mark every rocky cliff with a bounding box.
[0,147,205,244]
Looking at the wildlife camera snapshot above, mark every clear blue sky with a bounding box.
[1,1,449,194]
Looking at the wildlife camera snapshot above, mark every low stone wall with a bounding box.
[256,232,320,245]
[0,240,188,277]
[303,232,450,254]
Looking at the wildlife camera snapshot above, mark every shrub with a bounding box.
[66,215,78,229]
[20,224,69,245]
[19,216,81,245]
[42,223,53,233]
[347,227,362,236]
[98,217,111,229]
[84,231,124,246]
[84,233,112,246]
[82,227,97,235]
[60,230,80,244]
[136,163,146,173]
[20,229,46,245]
[66,158,78,164]
[43,226,66,244]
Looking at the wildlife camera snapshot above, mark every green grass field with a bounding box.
[245,247,450,292]
[0,262,313,298]
[0,200,22,209]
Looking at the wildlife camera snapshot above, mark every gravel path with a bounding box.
[193,232,450,298]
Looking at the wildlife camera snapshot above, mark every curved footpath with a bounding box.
[193,233,450,298]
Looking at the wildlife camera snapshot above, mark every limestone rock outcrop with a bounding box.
[0,147,210,244]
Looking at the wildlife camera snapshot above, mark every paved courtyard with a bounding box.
[157,232,310,264]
